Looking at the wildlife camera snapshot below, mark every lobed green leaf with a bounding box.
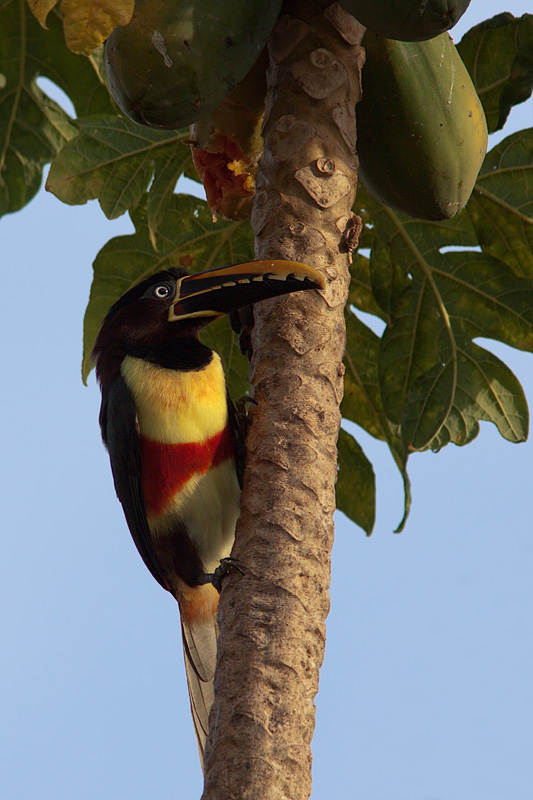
[342,309,411,531]
[343,130,533,527]
[348,251,387,320]
[46,114,192,239]
[376,236,533,445]
[406,342,529,450]
[468,129,533,278]
[458,13,533,133]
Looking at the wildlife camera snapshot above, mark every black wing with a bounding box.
[100,374,168,591]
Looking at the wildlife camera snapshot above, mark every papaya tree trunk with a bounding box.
[202,4,365,798]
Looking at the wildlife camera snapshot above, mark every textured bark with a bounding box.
[202,3,365,798]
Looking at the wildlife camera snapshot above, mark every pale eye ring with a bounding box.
[153,283,171,299]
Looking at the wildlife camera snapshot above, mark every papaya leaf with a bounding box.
[401,359,455,451]
[367,233,411,316]
[26,0,57,28]
[46,114,191,232]
[436,251,533,350]
[336,428,376,536]
[404,342,529,451]
[374,215,533,447]
[379,279,450,426]
[468,129,533,278]
[343,310,393,442]
[349,251,387,320]
[0,0,111,217]
[82,193,254,382]
[457,13,533,133]
[383,210,480,253]
[60,0,134,56]
[147,147,194,248]
[11,5,112,116]
[354,182,479,315]
[349,131,533,508]
[342,309,411,531]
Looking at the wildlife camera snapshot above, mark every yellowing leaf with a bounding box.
[26,0,58,28]
[0,2,113,218]
[61,0,134,56]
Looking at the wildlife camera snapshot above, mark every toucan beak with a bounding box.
[168,260,326,323]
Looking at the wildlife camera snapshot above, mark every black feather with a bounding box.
[101,375,168,590]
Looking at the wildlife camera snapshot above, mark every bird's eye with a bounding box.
[153,283,171,299]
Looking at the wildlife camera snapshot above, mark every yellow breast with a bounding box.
[121,353,229,444]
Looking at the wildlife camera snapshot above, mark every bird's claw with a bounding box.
[235,395,257,417]
[201,557,244,593]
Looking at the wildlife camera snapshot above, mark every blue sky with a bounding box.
[1,3,532,798]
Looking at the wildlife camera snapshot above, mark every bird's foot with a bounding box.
[200,558,244,593]
[235,394,257,417]
[234,394,257,428]
[234,395,257,447]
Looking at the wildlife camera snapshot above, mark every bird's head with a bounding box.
[93,259,325,385]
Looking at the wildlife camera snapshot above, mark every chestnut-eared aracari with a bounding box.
[93,259,325,767]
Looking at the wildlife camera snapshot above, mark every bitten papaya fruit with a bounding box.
[190,50,267,221]
[356,32,488,220]
[339,0,471,41]
[104,0,282,129]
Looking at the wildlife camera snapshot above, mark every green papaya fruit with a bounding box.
[104,0,282,129]
[339,0,471,41]
[356,32,488,220]
[190,50,267,221]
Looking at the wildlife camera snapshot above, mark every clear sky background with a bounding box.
[1,3,532,799]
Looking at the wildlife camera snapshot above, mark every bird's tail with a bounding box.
[178,583,219,771]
